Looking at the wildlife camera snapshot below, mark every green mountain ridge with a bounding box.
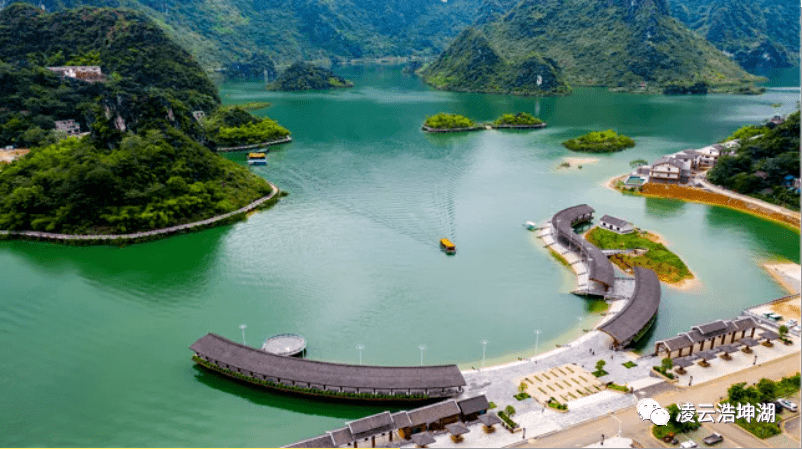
[425,0,762,93]
[0,4,283,236]
[18,0,486,69]
[669,0,800,70]
[419,27,569,96]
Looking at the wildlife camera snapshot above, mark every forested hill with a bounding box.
[0,4,283,236]
[669,0,800,71]
[428,0,762,93]
[16,0,485,68]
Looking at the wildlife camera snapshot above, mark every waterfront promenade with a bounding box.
[0,183,278,243]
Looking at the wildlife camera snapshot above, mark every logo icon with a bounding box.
[637,398,670,426]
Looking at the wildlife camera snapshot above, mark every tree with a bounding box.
[505,405,516,416]
[779,325,789,340]
[661,357,674,372]
[756,378,777,403]
[630,158,648,168]
[518,382,528,393]
[595,359,606,372]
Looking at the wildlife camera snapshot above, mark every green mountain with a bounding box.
[669,0,800,70]
[419,27,569,96]
[20,0,485,69]
[0,4,283,235]
[427,0,762,93]
[267,62,353,91]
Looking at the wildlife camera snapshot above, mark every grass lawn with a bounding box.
[586,227,693,284]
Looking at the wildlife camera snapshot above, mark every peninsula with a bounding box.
[0,5,289,241]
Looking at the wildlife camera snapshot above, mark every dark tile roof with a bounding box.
[695,320,728,336]
[478,414,501,426]
[718,344,739,353]
[672,357,695,368]
[760,330,779,340]
[347,411,394,438]
[732,317,758,331]
[657,335,694,351]
[328,427,354,447]
[599,267,661,346]
[190,333,466,390]
[653,157,683,169]
[739,338,760,347]
[282,434,335,448]
[696,350,718,360]
[600,215,631,229]
[407,400,461,427]
[391,411,412,428]
[457,395,489,416]
[552,205,615,288]
[446,423,469,436]
[684,329,707,343]
[411,432,436,446]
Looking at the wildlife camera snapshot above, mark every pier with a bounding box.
[216,136,292,152]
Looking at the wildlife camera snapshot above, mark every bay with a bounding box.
[1,65,799,447]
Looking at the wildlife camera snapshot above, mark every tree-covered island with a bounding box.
[0,5,290,239]
[267,62,353,91]
[422,113,480,132]
[562,130,635,153]
[492,112,545,128]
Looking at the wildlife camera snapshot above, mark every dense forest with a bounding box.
[669,0,800,70]
[708,112,800,211]
[267,62,353,91]
[423,0,762,93]
[494,112,543,126]
[0,4,288,235]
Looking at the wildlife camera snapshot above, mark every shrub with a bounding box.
[424,113,475,129]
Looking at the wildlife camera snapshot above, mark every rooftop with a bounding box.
[599,267,661,346]
[552,205,615,288]
[599,215,631,229]
[190,333,466,390]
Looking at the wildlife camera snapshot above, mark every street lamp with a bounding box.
[481,340,488,369]
[356,344,364,365]
[239,324,247,345]
[534,330,541,355]
[577,316,583,339]
[419,345,426,366]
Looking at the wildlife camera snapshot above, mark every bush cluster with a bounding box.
[562,129,635,153]
[424,113,475,129]
[494,112,543,126]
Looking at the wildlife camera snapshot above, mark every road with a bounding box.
[514,352,801,448]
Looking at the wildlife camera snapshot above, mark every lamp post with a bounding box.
[577,316,583,339]
[419,345,426,366]
[239,324,247,345]
[356,344,364,365]
[481,340,488,369]
[535,330,541,355]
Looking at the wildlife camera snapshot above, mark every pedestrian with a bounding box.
[601,434,605,446]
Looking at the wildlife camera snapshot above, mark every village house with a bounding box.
[192,111,206,122]
[599,215,634,234]
[54,119,81,137]
[649,156,688,183]
[653,317,759,359]
[46,66,105,83]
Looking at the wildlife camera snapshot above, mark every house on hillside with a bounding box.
[46,66,105,83]
[650,157,688,183]
[54,120,81,137]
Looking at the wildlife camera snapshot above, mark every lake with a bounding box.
[1,65,799,447]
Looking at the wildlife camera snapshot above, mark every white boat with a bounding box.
[525,221,537,230]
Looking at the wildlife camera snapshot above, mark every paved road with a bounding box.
[783,415,800,441]
[514,352,801,448]
[697,177,801,222]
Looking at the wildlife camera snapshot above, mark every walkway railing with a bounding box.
[0,183,279,243]
[216,136,292,152]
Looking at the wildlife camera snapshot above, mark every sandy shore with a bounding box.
[666,276,703,292]
[763,262,802,295]
[602,174,626,191]
[563,156,599,166]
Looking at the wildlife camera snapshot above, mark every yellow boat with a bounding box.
[440,238,456,255]
[247,152,267,165]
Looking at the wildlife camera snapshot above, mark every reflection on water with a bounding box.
[644,196,688,218]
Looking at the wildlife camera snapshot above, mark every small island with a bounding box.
[267,61,353,91]
[585,227,694,286]
[492,112,546,129]
[422,113,483,133]
[562,130,635,153]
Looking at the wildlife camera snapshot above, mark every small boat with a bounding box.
[440,238,456,255]
[247,152,267,165]
[525,221,537,230]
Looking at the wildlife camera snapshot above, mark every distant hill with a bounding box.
[669,0,800,70]
[425,0,762,93]
[267,62,353,91]
[419,27,569,96]
[19,0,486,68]
[0,5,283,236]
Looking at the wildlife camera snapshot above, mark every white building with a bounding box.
[599,215,634,234]
[650,157,687,183]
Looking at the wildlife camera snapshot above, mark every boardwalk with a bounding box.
[0,183,279,243]
[216,136,292,152]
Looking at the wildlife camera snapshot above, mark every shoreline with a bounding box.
[763,261,802,295]
[607,173,801,232]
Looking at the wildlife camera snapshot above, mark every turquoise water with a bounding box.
[0,65,799,447]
